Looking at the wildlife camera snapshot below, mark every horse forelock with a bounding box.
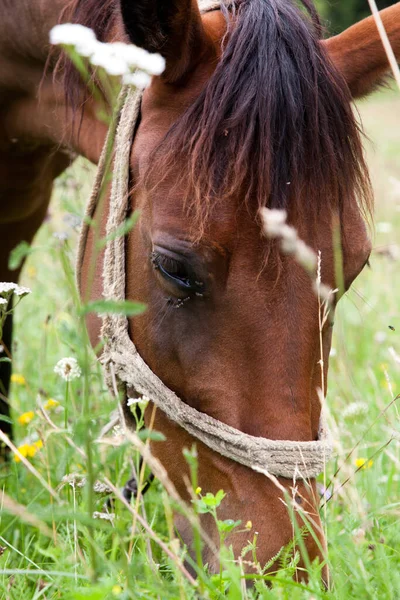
[146,0,373,232]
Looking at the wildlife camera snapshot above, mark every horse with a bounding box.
[1,0,400,579]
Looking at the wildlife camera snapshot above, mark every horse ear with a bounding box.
[119,0,209,83]
[324,5,400,99]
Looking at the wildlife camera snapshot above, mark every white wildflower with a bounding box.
[0,282,17,295]
[98,42,165,75]
[115,43,165,74]
[49,24,165,84]
[53,232,69,241]
[49,23,97,54]
[0,345,4,353]
[13,285,31,297]
[54,357,81,381]
[0,282,31,298]
[93,481,113,494]
[60,473,86,489]
[112,424,123,437]
[63,214,82,229]
[93,511,115,523]
[0,298,7,306]
[127,395,149,407]
[342,401,369,420]
[90,44,128,75]
[123,71,152,89]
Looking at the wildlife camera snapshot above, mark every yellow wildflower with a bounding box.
[14,444,34,461]
[14,440,43,462]
[355,458,373,470]
[11,374,26,386]
[112,585,123,596]
[27,266,37,278]
[17,411,35,426]
[245,521,253,530]
[44,398,59,410]
[195,487,202,495]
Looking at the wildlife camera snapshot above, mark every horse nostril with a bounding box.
[295,495,303,505]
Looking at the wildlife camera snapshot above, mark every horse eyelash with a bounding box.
[150,251,183,275]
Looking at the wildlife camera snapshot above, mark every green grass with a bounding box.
[1,89,399,599]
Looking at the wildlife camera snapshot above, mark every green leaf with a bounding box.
[214,489,226,507]
[81,299,146,317]
[197,490,226,513]
[0,415,13,425]
[137,429,166,443]
[8,241,32,271]
[0,357,11,364]
[217,519,241,534]
[97,211,141,249]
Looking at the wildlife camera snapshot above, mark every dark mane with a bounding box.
[147,0,372,227]
[60,0,372,228]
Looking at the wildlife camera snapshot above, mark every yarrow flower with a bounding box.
[0,298,7,306]
[93,511,115,524]
[13,286,31,297]
[49,24,165,88]
[122,71,151,89]
[0,282,17,295]
[17,411,35,426]
[127,395,149,407]
[0,282,31,299]
[49,23,96,49]
[54,357,81,381]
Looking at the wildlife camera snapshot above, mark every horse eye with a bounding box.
[150,251,204,294]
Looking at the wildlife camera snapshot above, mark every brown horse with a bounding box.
[1,0,400,578]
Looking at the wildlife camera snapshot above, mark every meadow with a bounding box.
[0,88,399,599]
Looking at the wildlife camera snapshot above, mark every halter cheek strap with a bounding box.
[77,2,333,481]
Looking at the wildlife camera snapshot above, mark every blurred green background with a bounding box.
[316,0,397,33]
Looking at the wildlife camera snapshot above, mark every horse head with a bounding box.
[77,0,398,576]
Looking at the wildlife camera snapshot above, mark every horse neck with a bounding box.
[0,0,113,165]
